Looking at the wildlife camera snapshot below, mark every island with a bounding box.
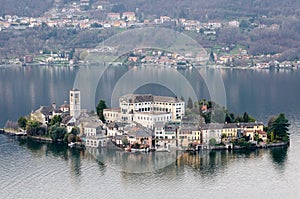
[1,89,290,152]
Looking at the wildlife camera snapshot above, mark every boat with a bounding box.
[130,148,150,153]
[68,142,75,148]
[156,148,170,152]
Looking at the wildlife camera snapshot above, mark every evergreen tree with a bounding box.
[18,116,27,129]
[270,113,290,140]
[50,115,62,126]
[96,100,107,122]
[243,112,249,122]
[187,97,193,109]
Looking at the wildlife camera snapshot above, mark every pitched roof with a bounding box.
[125,125,152,138]
[120,94,183,103]
[38,106,54,116]
[61,115,73,125]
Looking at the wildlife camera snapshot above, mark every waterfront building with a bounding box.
[124,124,153,147]
[76,111,101,136]
[201,123,223,146]
[69,88,81,119]
[237,122,264,141]
[178,126,201,148]
[222,123,238,142]
[84,122,107,148]
[154,122,178,149]
[85,135,108,148]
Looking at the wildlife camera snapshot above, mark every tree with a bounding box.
[209,138,217,146]
[187,97,193,109]
[243,112,249,122]
[239,19,250,29]
[122,138,129,146]
[235,115,244,123]
[5,120,19,130]
[270,113,290,140]
[18,116,27,129]
[70,127,80,136]
[225,112,235,123]
[96,100,107,122]
[50,115,62,126]
[49,124,67,142]
[111,4,125,13]
[180,96,185,102]
[26,120,46,136]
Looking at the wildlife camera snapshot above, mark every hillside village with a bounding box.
[0,0,300,69]
[7,88,289,152]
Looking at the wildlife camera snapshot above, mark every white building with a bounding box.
[103,108,120,123]
[84,122,107,148]
[133,112,172,129]
[202,123,223,146]
[104,94,185,129]
[106,122,126,137]
[118,94,185,122]
[70,88,81,118]
[84,122,105,137]
[154,122,178,149]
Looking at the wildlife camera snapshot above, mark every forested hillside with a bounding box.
[0,0,54,17]
[110,0,300,20]
[1,0,300,62]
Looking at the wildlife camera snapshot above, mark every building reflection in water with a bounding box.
[16,136,288,180]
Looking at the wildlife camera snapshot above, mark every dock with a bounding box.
[0,128,27,136]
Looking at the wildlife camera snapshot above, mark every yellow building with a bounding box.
[238,122,264,141]
[222,123,238,142]
[178,126,201,148]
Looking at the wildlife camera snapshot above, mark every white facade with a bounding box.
[103,109,120,123]
[70,89,81,118]
[202,124,223,145]
[154,123,177,149]
[119,94,185,122]
[83,123,105,137]
[133,112,172,129]
[85,136,107,148]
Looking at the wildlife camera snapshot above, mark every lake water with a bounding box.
[1,66,300,198]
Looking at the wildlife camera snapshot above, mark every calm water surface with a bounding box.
[1,66,300,198]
